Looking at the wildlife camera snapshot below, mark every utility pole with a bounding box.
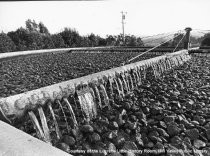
[184,27,192,50]
[121,11,127,46]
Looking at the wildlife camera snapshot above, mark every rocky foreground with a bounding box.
[23,54,210,156]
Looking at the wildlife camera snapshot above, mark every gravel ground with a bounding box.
[0,52,162,97]
[18,54,210,156]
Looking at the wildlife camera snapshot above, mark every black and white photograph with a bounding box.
[0,0,210,155]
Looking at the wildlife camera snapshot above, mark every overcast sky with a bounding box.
[0,0,209,37]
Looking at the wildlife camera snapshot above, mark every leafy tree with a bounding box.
[41,35,55,49]
[114,35,123,46]
[7,28,28,51]
[59,28,81,47]
[8,27,43,51]
[79,36,90,47]
[38,22,49,34]
[51,34,66,48]
[88,33,99,47]
[136,37,144,46]
[124,35,144,46]
[199,33,210,46]
[25,19,39,33]
[25,32,43,50]
[106,35,116,46]
[0,32,16,53]
[201,37,210,46]
[98,37,107,46]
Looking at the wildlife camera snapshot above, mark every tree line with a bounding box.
[0,19,209,53]
[0,19,144,53]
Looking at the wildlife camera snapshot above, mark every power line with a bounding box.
[142,30,185,45]
[124,33,182,64]
[172,33,186,52]
[143,33,176,45]
[141,30,183,40]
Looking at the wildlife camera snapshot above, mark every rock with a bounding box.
[130,105,139,112]
[125,121,137,130]
[90,132,101,143]
[56,142,70,153]
[104,131,118,140]
[92,124,104,134]
[153,142,165,153]
[180,119,194,129]
[141,133,149,145]
[116,114,125,127]
[123,102,131,110]
[199,119,206,126]
[82,142,92,150]
[155,114,165,121]
[151,107,163,115]
[171,136,182,144]
[135,134,144,147]
[135,112,146,120]
[156,128,169,138]
[193,139,206,149]
[125,129,131,134]
[101,117,110,125]
[113,135,125,148]
[108,115,116,121]
[191,121,200,126]
[179,124,186,131]
[140,119,148,126]
[149,136,162,144]
[148,130,159,138]
[206,129,210,141]
[164,115,176,124]
[194,115,203,123]
[147,119,158,125]
[170,101,181,109]
[199,132,208,142]
[142,107,150,114]
[185,99,194,110]
[183,137,192,149]
[107,142,117,152]
[167,122,181,136]
[203,147,210,156]
[130,115,137,122]
[204,122,210,129]
[122,141,138,150]
[81,124,94,133]
[146,142,154,148]
[109,121,119,130]
[160,136,168,143]
[185,128,199,140]
[159,121,167,129]
[63,135,76,146]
